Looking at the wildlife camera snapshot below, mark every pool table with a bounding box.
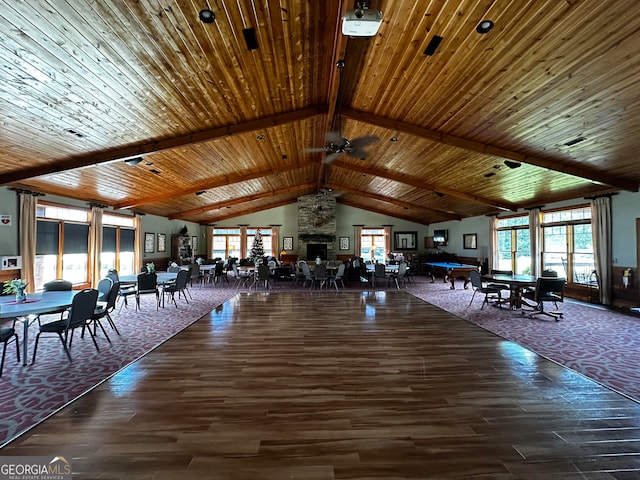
[424,261,480,289]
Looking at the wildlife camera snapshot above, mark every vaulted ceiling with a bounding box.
[1,1,638,226]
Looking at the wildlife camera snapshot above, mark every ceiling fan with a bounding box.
[306,59,379,164]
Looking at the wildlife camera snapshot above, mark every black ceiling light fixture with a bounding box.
[504,160,522,169]
[476,20,494,34]
[124,156,143,166]
[199,8,215,24]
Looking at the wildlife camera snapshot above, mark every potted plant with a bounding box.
[3,278,28,303]
[146,262,156,273]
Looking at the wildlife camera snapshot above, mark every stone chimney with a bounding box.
[297,194,337,260]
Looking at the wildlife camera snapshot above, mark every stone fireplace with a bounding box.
[297,194,337,260]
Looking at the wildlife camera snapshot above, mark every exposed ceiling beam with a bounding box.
[331,160,517,212]
[343,108,638,192]
[0,106,328,186]
[317,0,350,191]
[169,183,316,220]
[326,183,462,221]
[113,162,318,210]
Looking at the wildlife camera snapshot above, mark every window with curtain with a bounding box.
[102,213,136,278]
[35,203,90,290]
[359,228,385,263]
[541,206,594,284]
[495,215,530,274]
[212,228,242,259]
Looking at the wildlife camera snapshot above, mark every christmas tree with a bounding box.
[250,228,265,263]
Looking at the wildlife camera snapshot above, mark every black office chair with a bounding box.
[521,277,565,321]
[32,288,100,362]
[469,270,502,310]
[0,326,20,377]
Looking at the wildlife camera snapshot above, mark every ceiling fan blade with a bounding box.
[345,147,371,160]
[322,152,341,164]
[304,147,328,153]
[325,131,344,145]
[349,135,379,148]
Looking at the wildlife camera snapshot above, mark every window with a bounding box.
[495,215,530,274]
[36,203,90,290]
[360,228,385,263]
[541,206,594,284]
[102,213,136,279]
[212,228,241,259]
[246,228,273,257]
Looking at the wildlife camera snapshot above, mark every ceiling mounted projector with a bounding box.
[342,9,383,37]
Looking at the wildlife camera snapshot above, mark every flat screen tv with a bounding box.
[433,229,448,244]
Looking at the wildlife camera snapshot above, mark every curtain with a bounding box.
[271,226,280,257]
[19,193,37,294]
[383,226,392,257]
[591,196,612,305]
[134,214,143,273]
[88,206,103,287]
[488,216,497,272]
[239,226,247,259]
[528,208,541,277]
[206,225,214,260]
[354,227,362,258]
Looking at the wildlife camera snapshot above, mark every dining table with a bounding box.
[482,273,537,309]
[0,290,79,366]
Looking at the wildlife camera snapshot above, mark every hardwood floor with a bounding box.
[2,290,640,479]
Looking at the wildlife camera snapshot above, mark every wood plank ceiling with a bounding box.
[0,0,638,226]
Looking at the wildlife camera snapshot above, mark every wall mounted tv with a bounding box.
[433,229,448,244]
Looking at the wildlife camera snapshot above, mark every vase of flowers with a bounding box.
[3,278,28,303]
[146,262,156,273]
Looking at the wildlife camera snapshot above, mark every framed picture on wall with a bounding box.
[339,236,349,250]
[157,233,166,252]
[192,235,198,253]
[393,231,417,250]
[283,236,293,251]
[144,232,155,253]
[463,233,477,249]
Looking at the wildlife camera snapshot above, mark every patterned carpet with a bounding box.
[406,277,640,404]
[2,274,639,447]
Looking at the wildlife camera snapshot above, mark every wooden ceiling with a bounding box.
[1,0,638,226]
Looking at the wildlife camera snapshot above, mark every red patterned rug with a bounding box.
[406,278,640,404]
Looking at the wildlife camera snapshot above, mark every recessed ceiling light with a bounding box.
[504,160,521,169]
[390,137,398,142]
[257,134,265,140]
[195,190,206,196]
[476,20,494,34]
[199,9,215,23]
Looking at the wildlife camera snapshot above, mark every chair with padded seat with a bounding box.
[521,277,565,321]
[90,278,121,341]
[469,270,502,310]
[328,263,346,291]
[162,269,190,307]
[0,325,20,377]
[135,272,160,311]
[32,288,100,363]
